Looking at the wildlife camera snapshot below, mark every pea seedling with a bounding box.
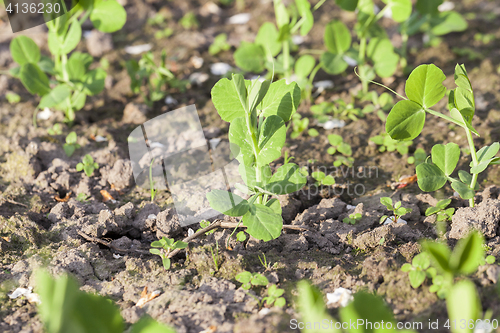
[47,123,63,136]
[311,171,335,186]
[209,34,231,56]
[327,134,354,167]
[425,199,455,222]
[401,252,436,289]
[76,154,99,177]
[233,0,323,86]
[384,64,500,207]
[235,271,269,290]
[208,75,306,242]
[126,51,180,107]
[150,237,188,270]
[421,231,484,299]
[63,131,80,157]
[343,213,362,225]
[9,0,126,124]
[76,193,90,202]
[262,284,286,308]
[379,197,412,224]
[198,220,216,235]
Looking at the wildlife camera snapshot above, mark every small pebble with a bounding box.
[125,44,152,55]
[227,13,250,25]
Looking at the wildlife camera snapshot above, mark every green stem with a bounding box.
[465,128,479,207]
[290,0,326,34]
[61,53,69,82]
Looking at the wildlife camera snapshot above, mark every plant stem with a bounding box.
[465,128,479,207]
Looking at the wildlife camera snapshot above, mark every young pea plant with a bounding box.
[401,252,436,289]
[425,198,455,222]
[343,213,362,225]
[327,134,354,167]
[420,231,484,299]
[76,154,99,177]
[236,271,285,308]
[126,51,183,107]
[47,123,63,136]
[233,0,323,85]
[236,271,269,290]
[209,34,231,56]
[323,0,409,95]
[379,197,412,224]
[311,170,335,186]
[150,237,188,270]
[207,75,306,242]
[384,64,500,207]
[210,241,221,273]
[9,0,126,124]
[63,131,80,157]
[262,284,286,308]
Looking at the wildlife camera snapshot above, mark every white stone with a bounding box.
[227,13,251,25]
[124,44,152,55]
[326,288,353,307]
[211,62,232,75]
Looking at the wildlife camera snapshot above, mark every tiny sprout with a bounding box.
[199,220,216,235]
[401,252,434,289]
[76,193,90,202]
[311,171,335,186]
[235,271,269,290]
[486,255,496,265]
[76,154,99,177]
[379,197,412,224]
[150,237,188,270]
[47,123,63,136]
[343,213,362,225]
[425,199,455,222]
[262,284,286,308]
[63,131,80,157]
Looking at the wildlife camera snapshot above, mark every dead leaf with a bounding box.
[100,190,115,202]
[54,191,72,202]
[199,326,217,333]
[135,286,161,308]
[2,236,10,242]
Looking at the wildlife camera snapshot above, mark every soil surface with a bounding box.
[1,0,500,332]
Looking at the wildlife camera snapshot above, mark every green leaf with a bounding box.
[236,271,252,284]
[71,292,124,333]
[130,317,177,333]
[311,171,325,181]
[401,263,412,272]
[234,42,266,73]
[431,11,468,36]
[324,20,351,55]
[61,20,82,54]
[91,0,127,33]
[212,76,248,121]
[405,64,447,109]
[321,52,348,75]
[446,280,481,333]
[149,248,161,255]
[426,206,441,216]
[174,241,188,249]
[409,270,426,288]
[255,22,281,57]
[380,197,393,210]
[476,142,499,164]
[206,190,250,217]
[295,0,313,35]
[10,36,40,65]
[413,252,430,269]
[274,1,289,28]
[486,255,496,264]
[162,258,171,270]
[265,163,307,195]
[229,117,255,165]
[416,162,448,192]
[19,63,51,95]
[247,79,271,113]
[339,292,396,332]
[260,80,301,122]
[67,52,93,80]
[431,143,460,176]
[241,204,282,241]
[421,241,451,274]
[83,68,107,95]
[335,0,359,11]
[295,55,316,79]
[297,281,338,333]
[416,0,442,14]
[321,175,335,185]
[386,100,426,141]
[449,231,484,275]
[367,38,399,77]
[450,108,479,136]
[328,134,343,146]
[257,115,286,166]
[39,84,72,109]
[382,0,412,22]
[251,273,269,286]
[83,165,94,177]
[451,180,476,200]
[274,297,286,308]
[236,231,247,242]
